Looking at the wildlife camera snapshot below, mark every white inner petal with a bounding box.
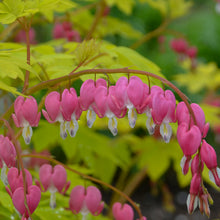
[108,117,118,136]
[146,115,155,135]
[160,122,172,143]
[22,125,33,145]
[66,116,79,137]
[86,109,96,128]
[128,108,137,128]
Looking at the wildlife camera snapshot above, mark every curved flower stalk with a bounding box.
[36,164,70,209]
[12,96,41,144]
[69,185,104,220]
[0,135,16,185]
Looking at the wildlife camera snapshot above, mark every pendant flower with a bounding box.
[12,96,41,144]
[0,135,16,185]
[36,164,70,209]
[69,185,104,219]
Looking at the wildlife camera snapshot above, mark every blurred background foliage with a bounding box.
[0,0,220,219]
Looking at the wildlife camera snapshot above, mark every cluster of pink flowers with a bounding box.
[1,75,219,218]
[170,38,198,68]
[53,21,81,42]
[41,76,176,143]
[176,101,219,216]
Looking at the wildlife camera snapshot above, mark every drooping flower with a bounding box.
[42,91,66,139]
[186,173,201,214]
[12,96,41,144]
[36,164,70,209]
[61,88,82,137]
[112,202,134,220]
[79,79,107,128]
[200,140,220,187]
[170,38,188,54]
[176,102,209,138]
[69,185,104,219]
[5,167,33,198]
[151,90,176,143]
[0,135,16,185]
[138,85,163,135]
[177,123,202,175]
[12,185,41,219]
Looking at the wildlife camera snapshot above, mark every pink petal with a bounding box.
[52,165,67,193]
[69,185,85,214]
[7,167,33,194]
[85,186,104,215]
[177,123,201,156]
[22,96,39,126]
[94,86,108,118]
[44,92,61,122]
[112,202,134,220]
[79,79,96,111]
[39,164,53,191]
[12,185,41,217]
[127,76,145,108]
[0,136,16,168]
[61,88,78,121]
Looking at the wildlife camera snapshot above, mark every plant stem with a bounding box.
[130,19,170,50]
[22,154,144,219]
[24,67,197,125]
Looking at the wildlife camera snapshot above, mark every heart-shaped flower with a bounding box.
[12,185,41,218]
[112,202,134,220]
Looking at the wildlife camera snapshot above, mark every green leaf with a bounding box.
[0,0,24,24]
[0,80,23,96]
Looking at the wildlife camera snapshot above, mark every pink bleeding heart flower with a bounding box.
[112,202,134,220]
[186,46,197,59]
[42,91,67,139]
[14,28,37,44]
[176,102,209,138]
[36,164,70,208]
[186,173,201,215]
[170,38,188,54]
[126,76,148,128]
[65,30,81,42]
[79,79,107,128]
[61,88,82,137]
[6,167,32,198]
[177,123,202,175]
[200,140,220,187]
[0,135,16,185]
[12,96,41,144]
[151,90,176,143]
[69,185,104,218]
[53,23,66,39]
[12,185,41,219]
[93,85,120,136]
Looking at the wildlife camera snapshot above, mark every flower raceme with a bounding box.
[12,96,41,144]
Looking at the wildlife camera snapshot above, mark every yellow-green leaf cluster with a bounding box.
[176,61,220,93]
[139,0,192,19]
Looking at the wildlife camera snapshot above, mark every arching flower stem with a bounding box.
[24,68,197,125]
[22,153,144,219]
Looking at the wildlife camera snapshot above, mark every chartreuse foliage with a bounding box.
[0,0,220,219]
